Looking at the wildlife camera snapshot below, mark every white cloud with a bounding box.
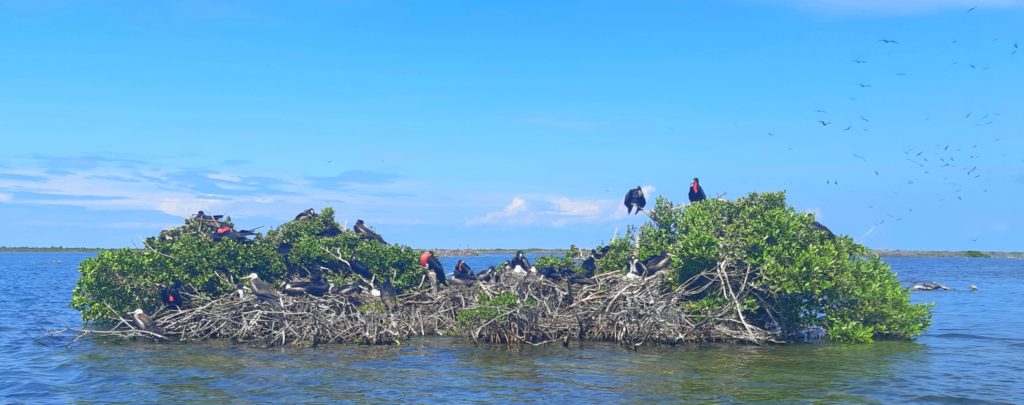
[468,197,530,225]
[469,189,658,227]
[208,172,242,183]
[0,163,437,225]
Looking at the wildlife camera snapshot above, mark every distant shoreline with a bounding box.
[0,247,108,253]
[3,246,1018,259]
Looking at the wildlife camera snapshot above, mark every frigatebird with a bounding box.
[688,178,706,203]
[623,186,646,215]
[353,219,387,244]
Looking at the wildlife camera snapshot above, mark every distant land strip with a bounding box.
[1,247,1020,259]
[0,247,108,253]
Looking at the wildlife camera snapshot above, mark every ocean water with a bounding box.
[1,253,1022,403]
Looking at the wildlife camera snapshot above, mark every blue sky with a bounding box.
[0,0,1021,250]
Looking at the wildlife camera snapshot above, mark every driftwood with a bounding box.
[66,247,785,348]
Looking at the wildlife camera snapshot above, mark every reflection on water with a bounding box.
[1,253,1022,403]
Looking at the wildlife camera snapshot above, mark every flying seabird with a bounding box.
[818,120,831,126]
[879,39,898,44]
[353,219,387,244]
[688,178,707,203]
[623,186,647,215]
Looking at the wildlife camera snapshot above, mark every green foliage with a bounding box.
[534,252,582,274]
[963,250,989,258]
[72,207,423,322]
[593,232,636,276]
[630,192,931,342]
[457,291,520,324]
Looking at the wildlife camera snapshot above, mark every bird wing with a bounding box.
[636,261,649,276]
[428,256,444,273]
[429,256,448,284]
[351,260,373,279]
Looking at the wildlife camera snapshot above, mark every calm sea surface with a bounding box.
[1,253,1022,404]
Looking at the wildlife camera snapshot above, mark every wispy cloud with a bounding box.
[208,172,242,183]
[468,197,529,225]
[308,170,403,190]
[758,0,1021,14]
[468,186,657,227]
[0,154,433,226]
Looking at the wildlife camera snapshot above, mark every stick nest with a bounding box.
[70,254,786,348]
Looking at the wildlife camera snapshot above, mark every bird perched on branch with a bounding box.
[245,273,283,308]
[282,268,330,296]
[642,253,673,275]
[626,255,648,279]
[688,178,707,203]
[623,186,646,215]
[160,280,184,309]
[581,255,597,277]
[345,256,374,281]
[131,309,162,334]
[194,210,223,222]
[295,208,317,221]
[353,219,387,244]
[807,213,836,239]
[510,250,532,273]
[477,266,499,282]
[454,259,476,280]
[419,251,448,286]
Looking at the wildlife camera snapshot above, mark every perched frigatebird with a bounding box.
[295,208,317,221]
[688,178,707,203]
[245,273,283,308]
[510,250,531,273]
[353,219,387,244]
[454,259,476,280]
[623,186,646,215]
[419,251,448,286]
